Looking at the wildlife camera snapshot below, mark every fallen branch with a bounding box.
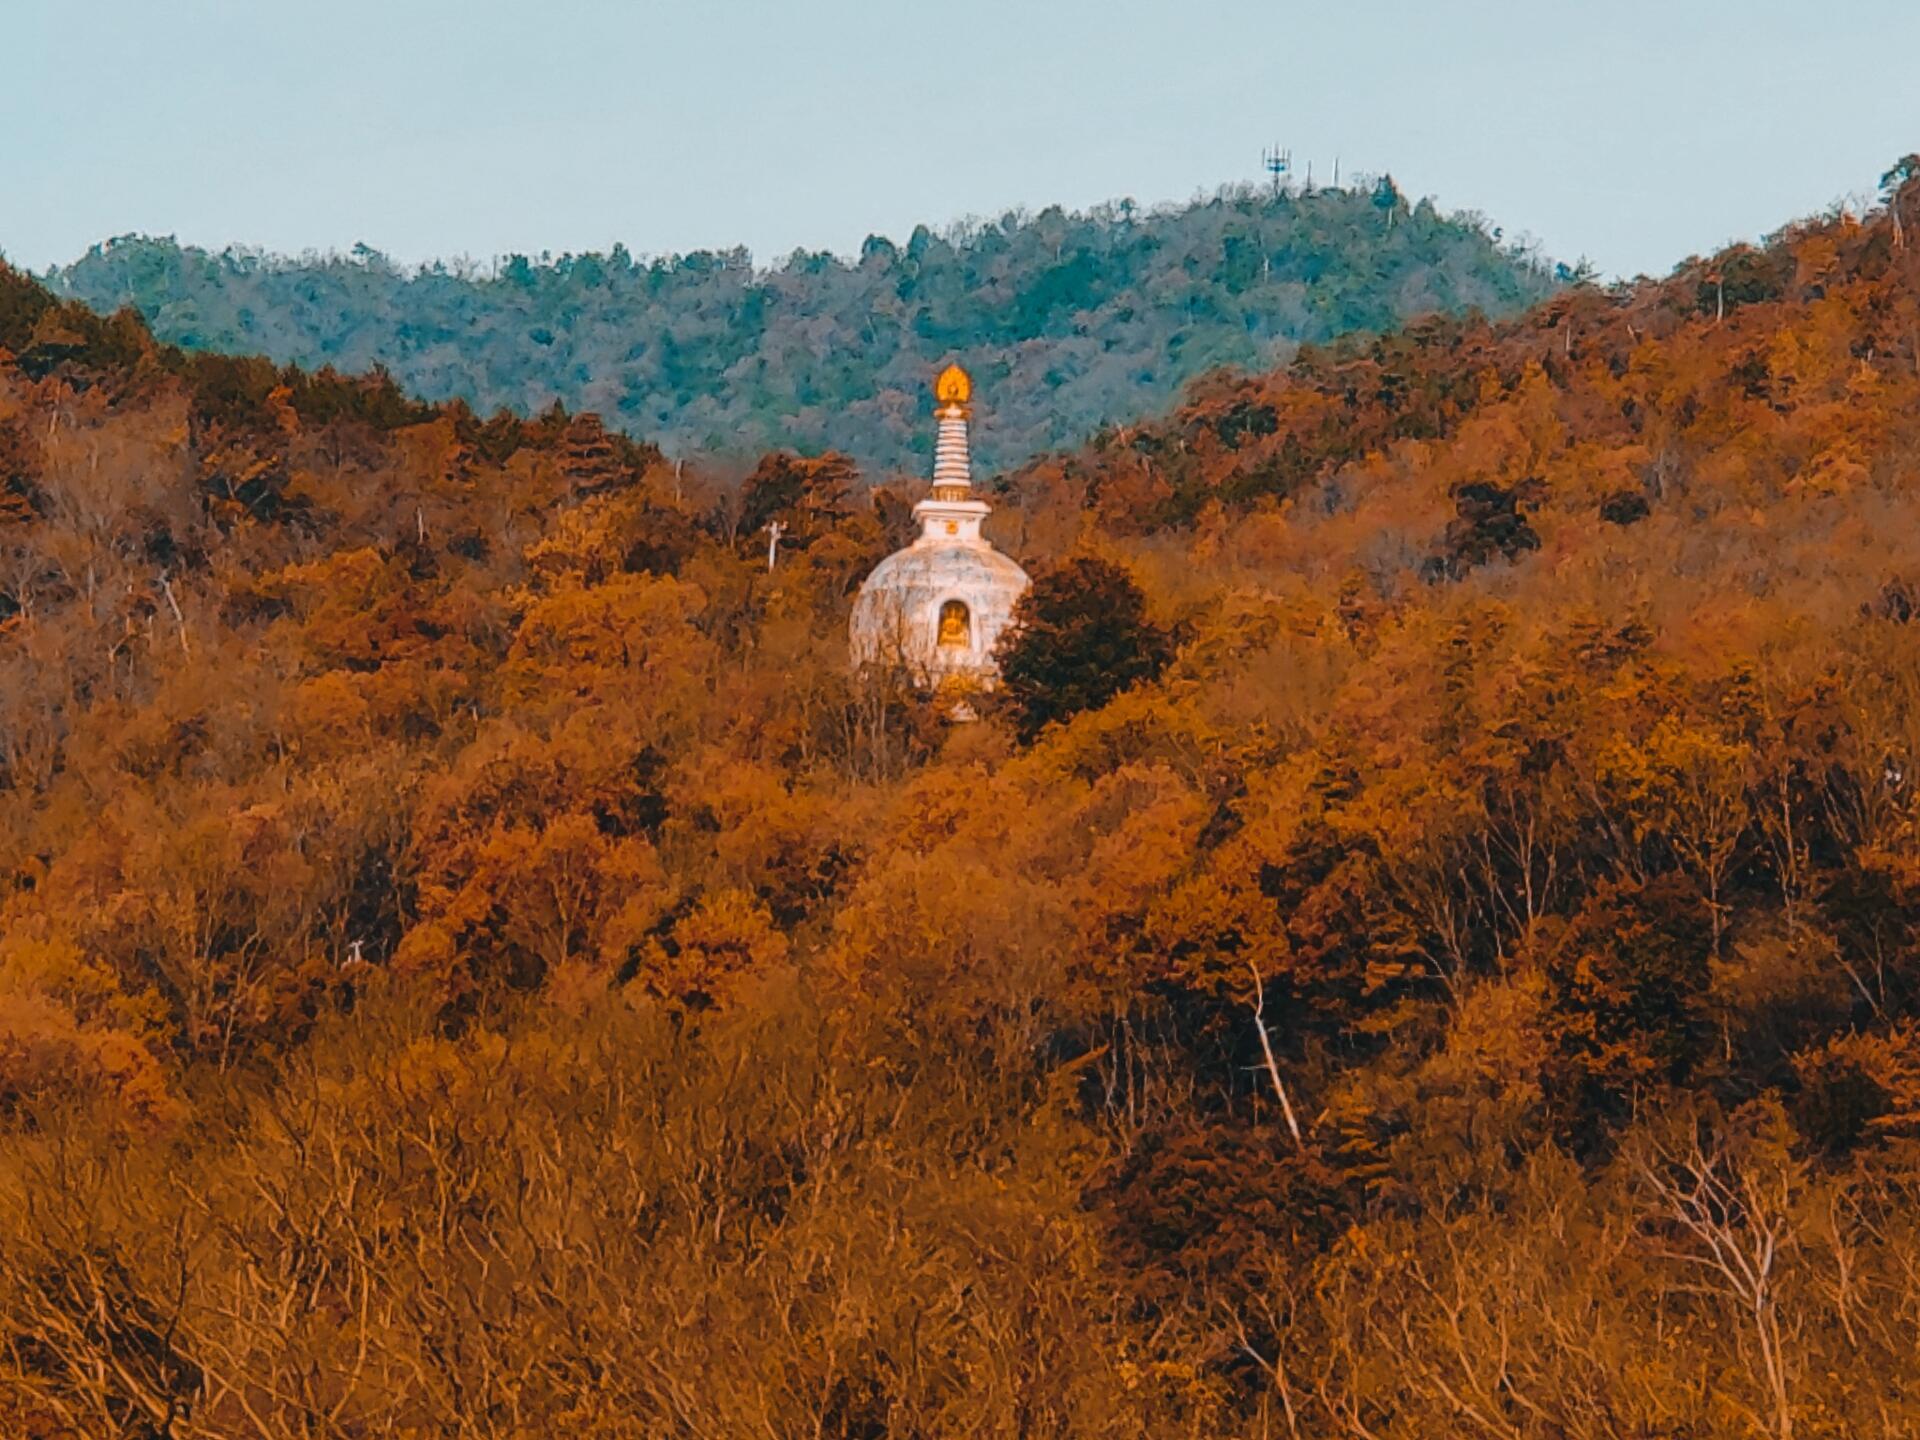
[1249,960,1306,1153]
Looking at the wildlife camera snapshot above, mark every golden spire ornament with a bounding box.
[934,361,972,410]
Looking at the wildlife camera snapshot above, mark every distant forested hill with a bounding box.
[47,180,1561,474]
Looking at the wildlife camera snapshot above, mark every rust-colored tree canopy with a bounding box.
[5,169,1920,1435]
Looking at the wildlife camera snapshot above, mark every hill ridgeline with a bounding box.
[46,179,1560,475]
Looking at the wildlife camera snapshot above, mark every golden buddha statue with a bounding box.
[937,599,970,648]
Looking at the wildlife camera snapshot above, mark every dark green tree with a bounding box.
[994,554,1171,741]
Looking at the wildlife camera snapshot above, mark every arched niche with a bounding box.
[936,598,972,649]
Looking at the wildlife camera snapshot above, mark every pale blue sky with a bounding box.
[4,0,1914,280]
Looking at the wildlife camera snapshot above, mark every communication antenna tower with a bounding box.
[1261,144,1291,196]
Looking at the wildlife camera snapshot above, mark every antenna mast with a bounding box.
[1261,144,1291,197]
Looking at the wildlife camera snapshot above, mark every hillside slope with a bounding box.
[47,180,1558,474]
[4,166,1920,1435]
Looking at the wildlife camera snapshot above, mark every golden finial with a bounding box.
[935,362,972,407]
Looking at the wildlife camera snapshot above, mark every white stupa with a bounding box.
[850,364,1029,688]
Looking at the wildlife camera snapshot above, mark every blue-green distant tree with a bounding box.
[53,185,1558,477]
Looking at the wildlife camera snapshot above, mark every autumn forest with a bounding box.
[6,160,1920,1438]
